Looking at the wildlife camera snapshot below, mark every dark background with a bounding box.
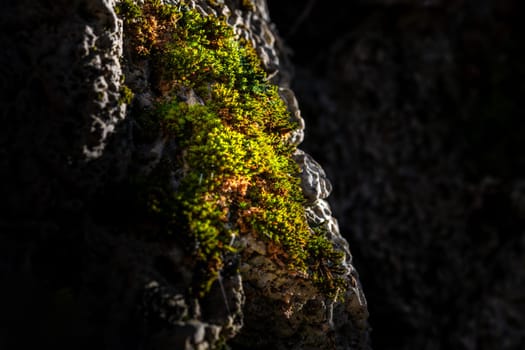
[267,0,525,349]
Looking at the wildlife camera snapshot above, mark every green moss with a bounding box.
[119,84,135,105]
[116,0,346,299]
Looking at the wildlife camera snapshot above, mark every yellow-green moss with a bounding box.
[116,0,346,299]
[119,84,135,105]
[241,0,256,12]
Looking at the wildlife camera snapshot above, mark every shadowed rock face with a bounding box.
[267,0,525,349]
[0,1,369,349]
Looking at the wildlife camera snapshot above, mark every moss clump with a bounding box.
[241,0,257,12]
[119,84,135,105]
[116,0,346,298]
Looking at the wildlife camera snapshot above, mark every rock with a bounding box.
[294,149,333,202]
[305,198,333,225]
[0,0,369,349]
[279,87,305,145]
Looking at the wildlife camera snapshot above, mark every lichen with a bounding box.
[116,0,346,298]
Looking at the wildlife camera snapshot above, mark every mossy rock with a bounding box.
[116,0,345,299]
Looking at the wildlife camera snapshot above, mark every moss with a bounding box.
[116,0,346,299]
[241,0,256,12]
[118,84,135,105]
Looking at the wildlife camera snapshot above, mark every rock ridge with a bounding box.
[0,0,370,349]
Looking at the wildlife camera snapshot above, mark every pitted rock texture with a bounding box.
[0,0,369,349]
[295,149,333,202]
[0,0,125,161]
[279,87,305,146]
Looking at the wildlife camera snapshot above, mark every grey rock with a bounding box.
[279,87,305,145]
[294,149,333,202]
[305,198,333,226]
[148,321,206,350]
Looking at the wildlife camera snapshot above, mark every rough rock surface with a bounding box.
[0,0,369,349]
[268,0,525,349]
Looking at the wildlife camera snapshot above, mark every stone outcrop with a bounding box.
[0,1,369,349]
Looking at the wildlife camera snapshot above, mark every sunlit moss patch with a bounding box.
[116,0,346,298]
